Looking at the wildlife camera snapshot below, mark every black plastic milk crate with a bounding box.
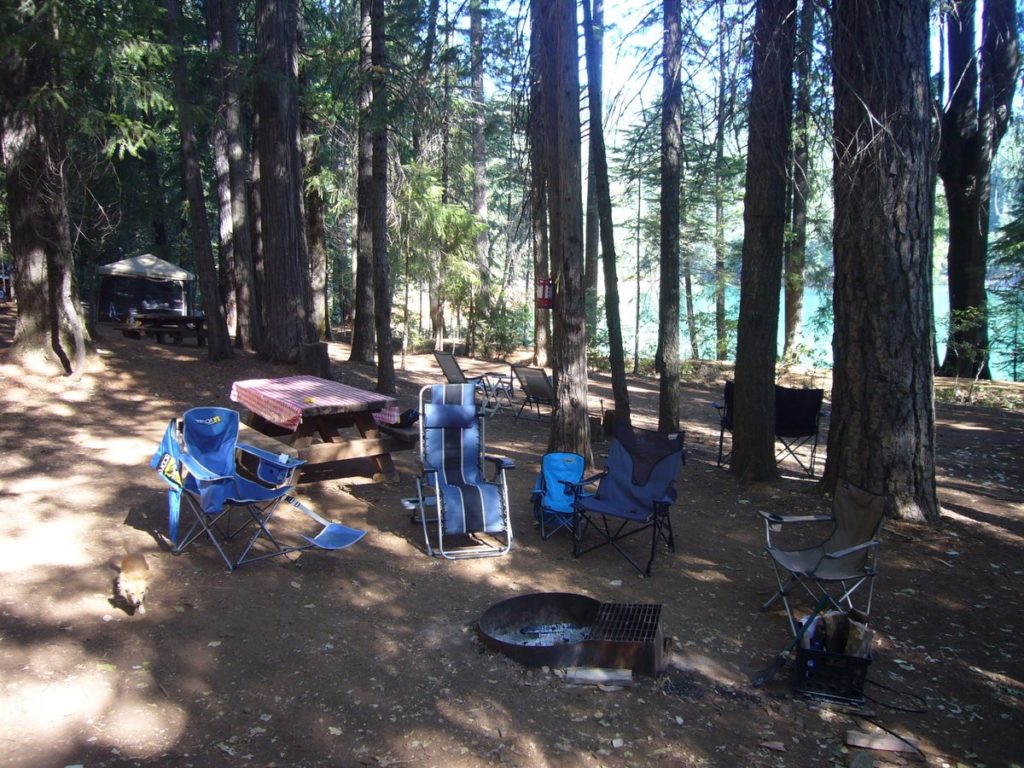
[792,647,871,705]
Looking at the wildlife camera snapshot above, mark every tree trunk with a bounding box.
[828,0,938,522]
[371,0,395,394]
[583,0,630,425]
[468,0,490,357]
[539,0,589,458]
[299,20,328,342]
[783,0,814,357]
[731,0,795,481]
[165,0,233,361]
[221,0,257,351]
[1,9,92,375]
[657,0,682,431]
[350,0,376,363]
[529,0,550,368]
[254,0,314,363]
[205,0,238,340]
[937,0,1019,379]
[713,0,728,361]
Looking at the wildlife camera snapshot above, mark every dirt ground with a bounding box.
[1,305,1022,768]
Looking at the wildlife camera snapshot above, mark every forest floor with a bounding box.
[1,304,1022,768]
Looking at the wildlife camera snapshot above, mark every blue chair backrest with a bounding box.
[535,452,585,514]
[422,384,482,483]
[183,407,240,476]
[596,422,685,513]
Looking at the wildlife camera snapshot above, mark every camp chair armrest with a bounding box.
[824,540,880,560]
[485,454,515,470]
[237,442,305,470]
[759,511,832,525]
[565,470,607,495]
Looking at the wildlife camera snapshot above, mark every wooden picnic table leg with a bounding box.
[351,412,399,482]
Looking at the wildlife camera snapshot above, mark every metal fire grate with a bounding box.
[477,593,667,676]
[591,603,662,644]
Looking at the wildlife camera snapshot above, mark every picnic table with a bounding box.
[117,312,206,346]
[230,375,410,484]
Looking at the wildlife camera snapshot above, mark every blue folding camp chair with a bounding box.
[570,422,686,576]
[531,452,586,539]
[151,406,365,570]
[408,383,514,559]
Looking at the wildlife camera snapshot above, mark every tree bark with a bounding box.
[731,0,795,481]
[937,0,1019,379]
[0,8,92,375]
[827,0,938,522]
[529,0,550,368]
[468,0,490,357]
[254,0,315,363]
[657,0,682,431]
[165,0,233,361]
[204,0,238,340]
[371,0,395,394]
[583,0,630,425]
[783,0,814,357]
[539,0,589,458]
[350,0,376,363]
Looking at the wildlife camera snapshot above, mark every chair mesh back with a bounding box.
[722,380,735,430]
[825,479,885,569]
[596,423,685,518]
[434,351,469,384]
[537,452,585,515]
[774,386,823,437]
[182,407,240,476]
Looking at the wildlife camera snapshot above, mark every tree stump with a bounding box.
[299,341,332,379]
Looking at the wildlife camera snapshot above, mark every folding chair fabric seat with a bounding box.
[151,406,364,570]
[760,478,884,635]
[531,452,586,539]
[411,383,514,558]
[571,422,685,576]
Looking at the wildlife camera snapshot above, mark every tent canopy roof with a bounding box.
[97,254,193,281]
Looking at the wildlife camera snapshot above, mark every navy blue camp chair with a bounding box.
[531,452,586,540]
[570,422,686,576]
[409,383,514,558]
[151,406,364,570]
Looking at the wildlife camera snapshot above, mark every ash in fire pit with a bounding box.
[478,592,665,675]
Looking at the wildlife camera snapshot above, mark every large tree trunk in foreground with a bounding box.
[731,0,795,481]
[539,0,589,459]
[1,5,92,375]
[827,0,938,522]
[255,0,315,363]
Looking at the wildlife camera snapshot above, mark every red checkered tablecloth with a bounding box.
[231,375,399,431]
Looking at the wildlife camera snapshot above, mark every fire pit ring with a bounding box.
[477,592,665,675]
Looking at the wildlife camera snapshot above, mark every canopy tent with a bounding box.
[97,254,195,320]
